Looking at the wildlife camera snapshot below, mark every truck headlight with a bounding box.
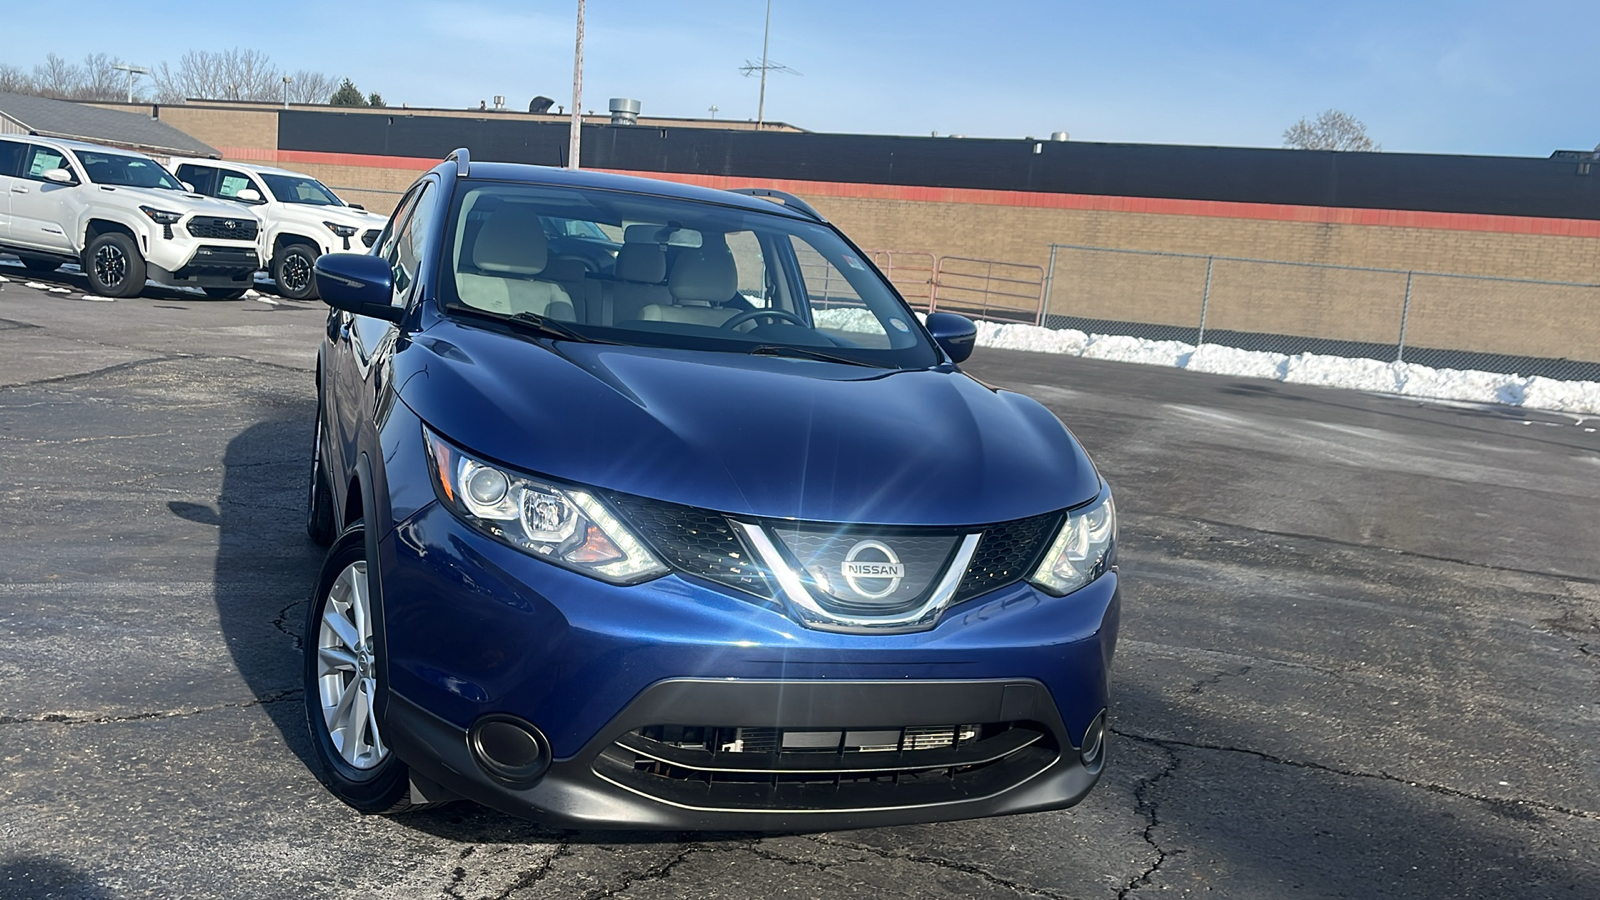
[325,221,358,250]
[1028,487,1116,596]
[423,427,666,585]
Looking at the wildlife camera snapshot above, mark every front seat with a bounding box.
[455,204,576,319]
[607,224,672,324]
[640,243,740,327]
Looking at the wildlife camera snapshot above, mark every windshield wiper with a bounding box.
[747,344,884,368]
[453,306,617,344]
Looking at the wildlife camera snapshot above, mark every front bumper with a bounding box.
[146,242,260,288]
[377,501,1120,829]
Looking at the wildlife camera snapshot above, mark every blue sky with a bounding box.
[4,0,1597,156]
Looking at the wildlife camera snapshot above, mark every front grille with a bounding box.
[596,720,1054,811]
[952,512,1060,603]
[605,494,774,598]
[771,524,960,615]
[361,229,380,248]
[186,216,258,241]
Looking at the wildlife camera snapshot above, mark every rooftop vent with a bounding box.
[609,97,641,126]
[528,96,554,114]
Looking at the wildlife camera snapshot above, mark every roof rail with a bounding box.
[446,147,470,177]
[727,187,825,222]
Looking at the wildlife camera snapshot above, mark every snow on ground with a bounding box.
[812,308,1600,415]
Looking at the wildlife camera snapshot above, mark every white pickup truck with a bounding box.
[0,136,263,298]
[167,158,387,300]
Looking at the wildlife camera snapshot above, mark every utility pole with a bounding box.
[757,0,771,129]
[281,75,293,109]
[568,0,585,170]
[111,63,148,104]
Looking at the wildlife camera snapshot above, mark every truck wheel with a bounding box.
[273,244,320,300]
[18,256,60,273]
[83,233,147,298]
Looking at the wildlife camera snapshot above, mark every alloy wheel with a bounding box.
[282,251,313,293]
[94,244,126,288]
[315,560,388,769]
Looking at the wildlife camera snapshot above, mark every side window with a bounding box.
[384,181,437,307]
[21,145,71,182]
[0,140,23,177]
[726,231,770,307]
[175,164,216,195]
[217,171,256,201]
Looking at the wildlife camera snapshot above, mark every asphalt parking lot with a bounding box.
[1,257,1597,899]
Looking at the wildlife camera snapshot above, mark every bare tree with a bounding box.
[76,52,133,101]
[153,48,295,102]
[30,53,81,99]
[1284,109,1380,151]
[0,63,33,94]
[284,70,339,105]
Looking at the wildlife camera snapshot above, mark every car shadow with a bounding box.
[204,415,325,774]
[0,855,115,899]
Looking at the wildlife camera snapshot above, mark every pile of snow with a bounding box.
[969,317,1600,415]
[815,308,1600,415]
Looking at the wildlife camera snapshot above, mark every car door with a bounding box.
[7,143,81,254]
[327,180,435,500]
[0,139,25,242]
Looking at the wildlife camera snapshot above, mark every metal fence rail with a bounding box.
[930,257,1046,324]
[1043,243,1600,381]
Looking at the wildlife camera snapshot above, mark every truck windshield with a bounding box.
[76,152,185,190]
[260,173,344,206]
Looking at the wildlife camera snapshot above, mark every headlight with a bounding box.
[139,206,182,225]
[1028,487,1116,596]
[324,222,358,237]
[423,427,666,585]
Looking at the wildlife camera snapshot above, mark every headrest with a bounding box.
[668,245,738,304]
[542,256,586,282]
[624,223,665,244]
[615,242,666,283]
[472,204,548,275]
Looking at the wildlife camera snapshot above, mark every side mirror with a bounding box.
[181,181,196,193]
[235,188,263,203]
[42,168,74,185]
[924,312,977,363]
[315,253,404,323]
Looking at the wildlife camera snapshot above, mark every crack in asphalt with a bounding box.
[273,598,306,649]
[0,353,192,392]
[1115,738,1180,900]
[574,842,698,900]
[807,834,1072,899]
[1115,728,1600,823]
[0,689,301,727]
[1186,663,1252,696]
[1139,510,1600,587]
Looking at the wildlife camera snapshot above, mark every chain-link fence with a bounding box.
[1044,243,1600,381]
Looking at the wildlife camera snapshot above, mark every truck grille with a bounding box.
[186,216,258,241]
[595,720,1054,811]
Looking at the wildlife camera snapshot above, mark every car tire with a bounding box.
[303,526,426,814]
[306,402,336,546]
[18,256,60,273]
[273,244,320,300]
[202,287,249,300]
[82,232,147,298]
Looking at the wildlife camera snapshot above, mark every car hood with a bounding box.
[394,319,1101,526]
[288,204,385,229]
[103,185,261,220]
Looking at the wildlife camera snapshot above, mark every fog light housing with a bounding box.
[468,714,551,785]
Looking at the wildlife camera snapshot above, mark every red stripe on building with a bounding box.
[217,147,1600,239]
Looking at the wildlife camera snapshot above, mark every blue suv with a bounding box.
[303,149,1120,830]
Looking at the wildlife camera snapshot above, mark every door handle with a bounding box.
[10,185,27,194]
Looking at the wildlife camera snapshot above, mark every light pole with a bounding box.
[568,0,585,170]
[757,0,771,129]
[111,63,148,104]
[281,75,292,109]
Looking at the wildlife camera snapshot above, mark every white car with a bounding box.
[167,158,387,300]
[0,137,263,298]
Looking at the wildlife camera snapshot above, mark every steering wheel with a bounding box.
[720,308,809,330]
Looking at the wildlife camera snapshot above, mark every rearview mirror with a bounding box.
[235,188,263,203]
[42,168,74,185]
[314,253,404,323]
[924,312,977,363]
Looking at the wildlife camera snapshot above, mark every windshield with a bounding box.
[76,151,185,190]
[436,181,939,369]
[261,172,344,206]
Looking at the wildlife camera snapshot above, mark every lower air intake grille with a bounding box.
[596,721,1055,811]
[953,512,1060,603]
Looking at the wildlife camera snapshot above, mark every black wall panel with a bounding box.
[279,111,1600,220]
